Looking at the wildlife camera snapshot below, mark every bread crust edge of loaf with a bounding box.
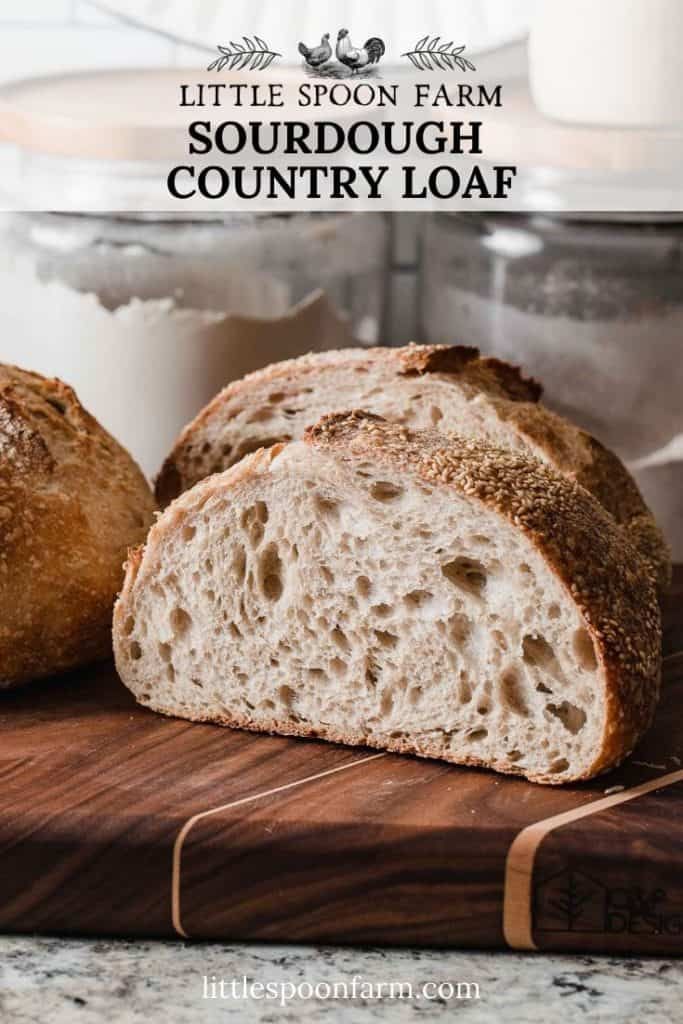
[0,363,157,688]
[154,344,670,593]
[305,412,662,782]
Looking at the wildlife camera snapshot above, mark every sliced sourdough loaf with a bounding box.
[116,413,661,785]
[156,345,670,592]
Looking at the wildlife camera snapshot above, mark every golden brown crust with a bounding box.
[305,412,662,781]
[476,357,544,403]
[396,343,480,377]
[0,364,156,689]
[396,344,543,403]
[492,401,671,590]
[155,344,668,592]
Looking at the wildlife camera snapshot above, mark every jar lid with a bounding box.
[0,68,296,161]
[0,69,187,160]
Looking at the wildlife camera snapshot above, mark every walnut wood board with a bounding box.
[0,572,681,953]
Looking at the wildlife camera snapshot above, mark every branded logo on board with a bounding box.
[535,867,683,936]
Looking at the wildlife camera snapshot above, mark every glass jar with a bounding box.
[0,211,389,476]
[420,212,683,557]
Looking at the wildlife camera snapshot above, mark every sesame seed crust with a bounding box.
[305,411,662,781]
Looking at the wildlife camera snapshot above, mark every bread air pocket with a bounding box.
[115,413,661,785]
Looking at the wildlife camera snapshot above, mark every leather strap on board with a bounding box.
[503,768,683,951]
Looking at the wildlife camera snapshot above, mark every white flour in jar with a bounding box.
[0,212,386,477]
[0,255,356,478]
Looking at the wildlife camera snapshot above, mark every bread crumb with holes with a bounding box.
[115,413,661,786]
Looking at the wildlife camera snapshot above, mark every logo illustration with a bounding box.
[297,33,332,72]
[298,29,386,79]
[402,36,476,73]
[535,868,607,933]
[207,30,476,78]
[534,866,683,937]
[207,37,282,72]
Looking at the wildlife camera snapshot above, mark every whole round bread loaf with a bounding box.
[0,364,156,688]
[155,344,670,592]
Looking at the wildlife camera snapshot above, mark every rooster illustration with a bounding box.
[298,33,333,69]
[336,29,385,74]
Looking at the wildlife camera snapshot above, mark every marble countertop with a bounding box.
[0,937,680,1023]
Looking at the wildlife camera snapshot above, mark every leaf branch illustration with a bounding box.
[402,36,476,73]
[207,37,281,72]
[549,875,594,930]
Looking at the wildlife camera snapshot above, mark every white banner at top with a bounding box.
[1,1,682,212]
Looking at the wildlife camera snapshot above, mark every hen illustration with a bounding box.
[298,33,332,69]
[336,29,385,74]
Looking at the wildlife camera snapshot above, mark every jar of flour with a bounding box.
[421,212,683,559]
[0,210,388,478]
[0,70,389,477]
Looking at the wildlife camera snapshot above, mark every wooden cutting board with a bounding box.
[0,572,681,954]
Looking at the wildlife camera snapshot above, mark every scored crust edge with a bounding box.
[155,344,670,593]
